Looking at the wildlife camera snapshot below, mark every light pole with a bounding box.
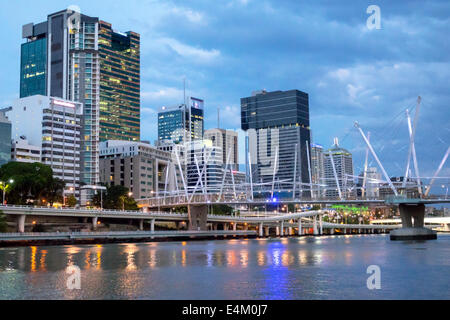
[0,179,14,205]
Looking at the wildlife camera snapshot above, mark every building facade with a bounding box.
[98,22,140,142]
[204,128,239,171]
[9,95,83,195]
[0,110,11,166]
[311,143,325,197]
[158,97,204,144]
[323,139,354,199]
[99,140,172,199]
[241,89,311,198]
[21,8,141,194]
[11,137,42,163]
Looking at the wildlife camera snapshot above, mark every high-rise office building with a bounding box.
[323,138,354,198]
[204,128,239,171]
[356,167,381,199]
[311,143,324,197]
[241,89,311,197]
[20,23,47,98]
[99,140,172,199]
[21,8,141,194]
[0,110,12,166]
[98,22,140,142]
[9,95,83,195]
[158,97,204,144]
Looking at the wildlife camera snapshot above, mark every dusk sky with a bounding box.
[1,0,449,185]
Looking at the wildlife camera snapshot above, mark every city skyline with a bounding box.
[0,0,449,180]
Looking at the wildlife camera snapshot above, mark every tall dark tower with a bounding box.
[241,89,311,198]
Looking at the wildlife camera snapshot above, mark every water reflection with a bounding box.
[0,235,449,300]
[30,247,37,272]
[124,244,138,271]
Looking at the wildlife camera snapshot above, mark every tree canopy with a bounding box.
[0,162,65,205]
[92,185,138,211]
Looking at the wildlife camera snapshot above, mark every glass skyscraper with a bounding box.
[99,22,140,142]
[241,89,311,198]
[20,25,47,98]
[158,97,204,144]
[21,8,141,190]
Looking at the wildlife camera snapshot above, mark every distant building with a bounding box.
[204,128,239,171]
[9,95,83,195]
[356,167,382,198]
[11,137,41,163]
[158,97,204,144]
[241,89,311,198]
[323,138,354,198]
[99,140,173,199]
[182,140,224,191]
[311,143,324,197]
[379,177,420,199]
[0,109,12,166]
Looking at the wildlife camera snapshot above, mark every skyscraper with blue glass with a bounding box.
[20,8,141,205]
[158,97,204,144]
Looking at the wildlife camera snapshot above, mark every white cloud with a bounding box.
[158,37,220,63]
[142,87,184,104]
[170,7,205,24]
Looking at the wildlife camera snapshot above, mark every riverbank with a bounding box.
[0,230,257,247]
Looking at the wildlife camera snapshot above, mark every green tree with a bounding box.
[0,162,55,205]
[44,178,66,206]
[211,204,233,215]
[92,185,138,210]
[66,195,77,207]
[0,210,7,233]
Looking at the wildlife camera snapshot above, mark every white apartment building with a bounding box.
[11,137,42,163]
[9,95,83,195]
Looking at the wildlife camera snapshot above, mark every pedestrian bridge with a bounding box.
[1,204,400,236]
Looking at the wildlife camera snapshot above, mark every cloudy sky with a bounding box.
[1,0,449,186]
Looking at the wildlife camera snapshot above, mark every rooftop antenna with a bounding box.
[183,78,186,106]
[333,137,339,147]
[217,106,220,129]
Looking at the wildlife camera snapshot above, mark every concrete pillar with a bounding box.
[151,219,155,233]
[264,227,270,237]
[17,215,26,233]
[280,221,284,236]
[188,204,208,231]
[319,215,323,235]
[259,223,263,237]
[276,226,280,236]
[139,219,144,231]
[391,203,436,240]
[330,228,335,235]
[224,223,229,231]
[233,223,237,231]
[92,217,98,231]
[344,228,347,234]
[298,219,303,236]
[313,216,318,235]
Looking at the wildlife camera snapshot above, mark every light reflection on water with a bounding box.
[0,234,449,300]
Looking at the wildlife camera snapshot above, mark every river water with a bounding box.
[0,234,449,300]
